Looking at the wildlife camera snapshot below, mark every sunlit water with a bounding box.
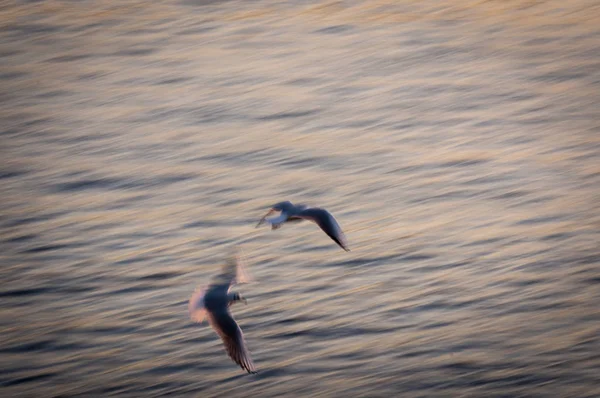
[1,1,599,397]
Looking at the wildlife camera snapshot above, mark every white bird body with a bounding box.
[264,212,289,228]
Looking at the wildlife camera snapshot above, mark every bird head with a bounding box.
[230,291,247,305]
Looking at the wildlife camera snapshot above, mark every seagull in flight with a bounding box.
[188,251,257,374]
[255,201,350,252]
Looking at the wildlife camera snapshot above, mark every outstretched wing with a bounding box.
[296,208,350,251]
[232,250,252,284]
[211,250,252,288]
[188,287,207,323]
[207,309,257,373]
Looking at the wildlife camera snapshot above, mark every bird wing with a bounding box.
[294,204,309,211]
[233,250,252,284]
[188,287,207,323]
[296,208,350,251]
[211,251,252,288]
[207,309,257,373]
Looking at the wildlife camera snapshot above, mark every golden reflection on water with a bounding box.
[1,0,599,397]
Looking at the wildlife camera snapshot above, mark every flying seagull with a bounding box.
[188,252,257,374]
[255,201,350,252]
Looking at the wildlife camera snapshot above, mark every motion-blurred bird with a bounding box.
[255,201,350,252]
[188,251,257,374]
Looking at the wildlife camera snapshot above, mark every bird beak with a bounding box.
[256,209,275,228]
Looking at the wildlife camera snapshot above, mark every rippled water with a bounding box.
[1,0,599,397]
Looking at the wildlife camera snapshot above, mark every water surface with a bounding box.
[1,1,599,397]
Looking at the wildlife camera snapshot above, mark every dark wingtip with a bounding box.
[335,241,350,252]
[337,241,350,252]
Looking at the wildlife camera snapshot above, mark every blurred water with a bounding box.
[1,0,599,397]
